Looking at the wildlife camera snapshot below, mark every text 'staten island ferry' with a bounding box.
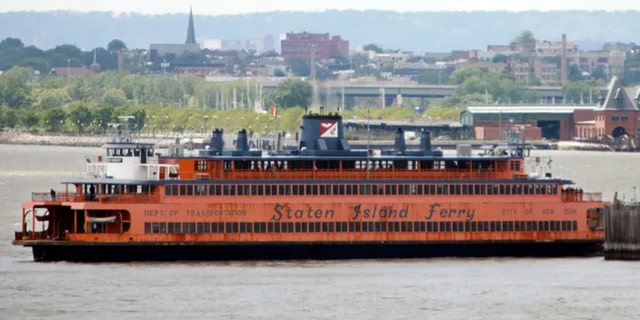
[13,113,607,261]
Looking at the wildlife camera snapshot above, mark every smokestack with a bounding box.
[236,129,249,151]
[210,129,224,152]
[561,34,568,84]
[394,128,406,153]
[420,130,432,151]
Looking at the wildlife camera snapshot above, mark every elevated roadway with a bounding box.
[259,81,564,102]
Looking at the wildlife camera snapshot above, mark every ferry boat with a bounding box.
[13,113,606,261]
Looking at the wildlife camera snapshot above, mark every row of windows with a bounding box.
[144,220,578,234]
[106,148,154,157]
[611,114,629,121]
[165,183,559,197]
[220,159,513,172]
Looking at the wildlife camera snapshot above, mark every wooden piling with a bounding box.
[604,202,640,260]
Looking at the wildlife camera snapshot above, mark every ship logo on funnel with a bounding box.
[319,121,338,138]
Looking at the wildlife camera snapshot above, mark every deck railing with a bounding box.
[222,168,514,181]
[31,192,161,203]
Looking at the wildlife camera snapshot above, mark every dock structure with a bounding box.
[604,202,640,260]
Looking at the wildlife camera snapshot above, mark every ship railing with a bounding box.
[583,192,602,202]
[95,193,161,204]
[224,168,515,180]
[31,192,160,203]
[561,190,603,202]
[31,192,78,201]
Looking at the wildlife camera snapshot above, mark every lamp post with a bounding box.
[161,59,169,74]
[202,115,209,135]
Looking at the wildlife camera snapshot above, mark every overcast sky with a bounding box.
[2,0,639,15]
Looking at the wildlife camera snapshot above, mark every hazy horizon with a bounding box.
[1,0,639,15]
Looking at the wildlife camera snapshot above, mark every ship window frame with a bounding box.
[292,185,301,195]
[385,184,396,195]
[152,222,160,233]
[144,222,151,233]
[195,184,207,195]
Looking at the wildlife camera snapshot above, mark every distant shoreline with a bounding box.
[0,131,177,148]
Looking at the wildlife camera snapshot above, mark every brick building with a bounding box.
[462,77,640,141]
[280,32,349,62]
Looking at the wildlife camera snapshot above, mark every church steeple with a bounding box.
[185,6,196,44]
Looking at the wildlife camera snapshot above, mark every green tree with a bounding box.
[416,69,449,85]
[492,54,508,63]
[510,30,536,52]
[107,39,128,52]
[42,108,67,132]
[19,110,40,130]
[33,87,72,109]
[450,67,539,105]
[561,81,599,104]
[0,106,18,128]
[0,37,25,69]
[68,104,92,133]
[0,66,33,108]
[102,88,128,107]
[267,79,313,109]
[287,59,311,77]
[363,44,383,53]
[567,64,585,82]
[623,50,640,85]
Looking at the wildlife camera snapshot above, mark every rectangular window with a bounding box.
[144,222,151,233]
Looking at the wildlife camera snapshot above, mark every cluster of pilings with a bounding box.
[604,202,640,260]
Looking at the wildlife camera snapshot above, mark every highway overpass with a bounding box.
[258,81,565,104]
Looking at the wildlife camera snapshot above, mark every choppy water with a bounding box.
[2,144,640,319]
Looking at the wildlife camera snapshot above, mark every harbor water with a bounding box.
[2,144,640,319]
